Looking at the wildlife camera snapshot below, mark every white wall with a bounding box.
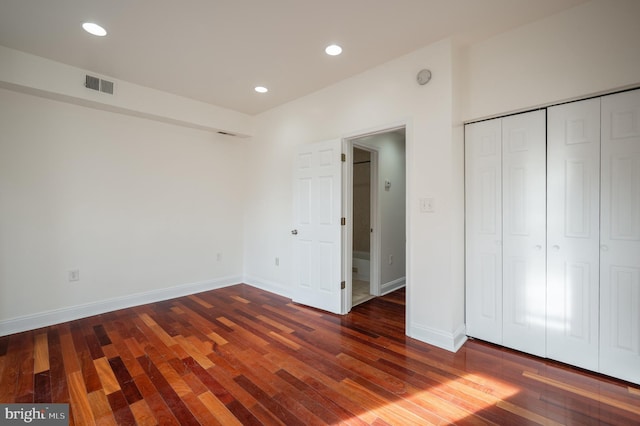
[243,38,467,351]
[0,88,246,334]
[463,0,640,121]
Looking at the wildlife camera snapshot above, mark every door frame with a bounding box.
[351,143,380,302]
[342,124,406,313]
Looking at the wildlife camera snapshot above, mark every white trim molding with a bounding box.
[0,275,241,337]
[408,322,467,353]
[242,275,292,300]
[381,277,406,296]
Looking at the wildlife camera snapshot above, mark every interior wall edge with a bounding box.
[0,45,254,137]
[408,322,468,353]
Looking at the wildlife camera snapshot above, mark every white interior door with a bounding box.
[465,118,503,345]
[502,110,547,357]
[292,139,343,314]
[547,98,600,370]
[600,89,640,384]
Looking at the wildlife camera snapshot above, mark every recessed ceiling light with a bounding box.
[82,22,107,37]
[255,86,268,93]
[325,44,342,56]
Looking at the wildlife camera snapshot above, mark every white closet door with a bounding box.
[502,110,547,357]
[465,119,503,344]
[547,98,600,370]
[600,89,640,385]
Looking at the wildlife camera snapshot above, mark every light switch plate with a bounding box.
[420,198,435,213]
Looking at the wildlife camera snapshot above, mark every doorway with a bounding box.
[352,146,375,305]
[347,128,407,308]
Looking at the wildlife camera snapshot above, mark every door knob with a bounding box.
[600,245,608,251]
[535,245,542,251]
[291,229,298,235]
[552,245,560,251]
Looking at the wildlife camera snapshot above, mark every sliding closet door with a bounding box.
[465,119,502,344]
[547,98,600,370]
[502,111,546,357]
[600,89,640,384]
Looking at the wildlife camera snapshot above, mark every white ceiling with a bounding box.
[0,0,587,115]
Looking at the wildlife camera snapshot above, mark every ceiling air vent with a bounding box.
[100,79,114,94]
[85,75,114,94]
[85,74,100,91]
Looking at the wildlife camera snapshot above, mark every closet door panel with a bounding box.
[502,110,546,357]
[547,98,600,371]
[465,118,503,344]
[600,89,640,385]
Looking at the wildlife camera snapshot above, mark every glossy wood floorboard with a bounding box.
[1,285,639,425]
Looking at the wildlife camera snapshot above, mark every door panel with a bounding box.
[600,89,640,384]
[547,98,600,370]
[465,119,503,344]
[502,110,546,357]
[292,139,343,314]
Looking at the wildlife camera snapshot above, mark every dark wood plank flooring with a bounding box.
[1,284,639,425]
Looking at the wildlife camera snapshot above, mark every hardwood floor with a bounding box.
[1,284,639,425]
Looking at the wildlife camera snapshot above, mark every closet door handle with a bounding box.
[535,245,542,251]
[600,245,609,251]
[552,245,560,252]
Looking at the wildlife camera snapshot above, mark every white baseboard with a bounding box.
[380,276,406,295]
[408,322,467,353]
[0,275,242,337]
[243,275,292,299]
[2,273,465,357]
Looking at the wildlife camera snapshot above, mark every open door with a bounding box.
[292,139,343,314]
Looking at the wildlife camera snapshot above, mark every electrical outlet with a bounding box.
[68,269,80,282]
[275,257,279,266]
[216,253,222,261]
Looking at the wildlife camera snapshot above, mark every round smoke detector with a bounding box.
[416,69,432,85]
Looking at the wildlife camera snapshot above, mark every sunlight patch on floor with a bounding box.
[407,373,523,424]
